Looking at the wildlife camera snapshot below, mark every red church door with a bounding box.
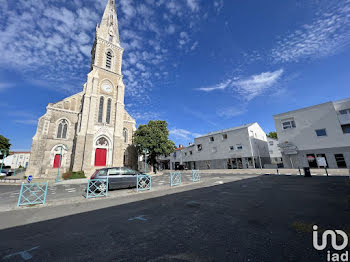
[53,154,61,168]
[95,149,107,166]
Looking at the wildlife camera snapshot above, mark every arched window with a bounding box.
[98,97,104,123]
[106,98,112,124]
[106,51,112,69]
[123,128,128,143]
[57,120,68,139]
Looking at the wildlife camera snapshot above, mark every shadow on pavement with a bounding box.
[0,176,349,261]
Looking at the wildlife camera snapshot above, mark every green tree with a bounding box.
[133,120,175,173]
[0,135,11,159]
[267,131,278,139]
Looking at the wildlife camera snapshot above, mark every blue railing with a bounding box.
[170,172,181,187]
[17,182,49,207]
[192,169,200,182]
[86,179,109,199]
[137,174,152,192]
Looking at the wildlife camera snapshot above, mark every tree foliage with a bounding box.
[0,135,11,159]
[133,120,175,169]
[267,131,278,139]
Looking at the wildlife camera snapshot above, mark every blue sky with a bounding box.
[1,0,350,150]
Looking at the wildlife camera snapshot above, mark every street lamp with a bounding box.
[56,145,68,183]
[137,144,149,174]
[0,149,7,175]
[13,154,19,176]
[248,131,256,168]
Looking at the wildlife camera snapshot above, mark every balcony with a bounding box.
[338,114,350,125]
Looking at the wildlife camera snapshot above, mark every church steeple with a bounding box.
[98,0,120,45]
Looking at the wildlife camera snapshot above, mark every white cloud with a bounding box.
[217,106,247,118]
[185,0,200,12]
[213,0,224,13]
[271,1,350,63]
[197,69,284,101]
[13,119,38,125]
[0,83,13,91]
[169,128,202,141]
[234,69,284,101]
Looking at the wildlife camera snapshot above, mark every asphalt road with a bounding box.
[0,175,349,261]
[0,172,258,210]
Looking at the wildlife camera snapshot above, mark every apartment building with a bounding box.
[267,137,283,166]
[273,98,350,169]
[168,123,271,170]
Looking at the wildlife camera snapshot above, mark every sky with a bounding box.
[0,0,350,151]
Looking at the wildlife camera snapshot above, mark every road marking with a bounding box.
[3,246,40,261]
[128,215,147,221]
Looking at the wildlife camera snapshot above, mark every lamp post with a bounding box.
[13,154,19,176]
[143,148,149,173]
[0,149,7,175]
[248,131,256,168]
[56,145,68,183]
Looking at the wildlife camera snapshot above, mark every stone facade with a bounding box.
[27,0,137,178]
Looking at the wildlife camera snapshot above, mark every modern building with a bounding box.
[27,0,137,178]
[0,152,30,169]
[167,123,271,170]
[267,137,283,166]
[273,98,350,169]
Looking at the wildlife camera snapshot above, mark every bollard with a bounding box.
[276,168,279,175]
[298,167,302,176]
[325,167,328,177]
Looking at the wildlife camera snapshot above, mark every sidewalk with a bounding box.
[0,173,260,214]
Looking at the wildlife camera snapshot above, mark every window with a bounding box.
[222,134,227,140]
[173,152,176,157]
[98,97,104,123]
[184,152,187,156]
[339,109,350,115]
[106,99,112,124]
[106,51,112,69]
[315,129,327,137]
[335,154,347,168]
[209,136,214,142]
[269,141,274,145]
[269,150,273,154]
[212,147,217,153]
[236,145,243,150]
[189,151,193,155]
[342,124,350,134]
[282,119,296,130]
[197,144,202,151]
[123,128,128,143]
[57,119,68,139]
[229,146,234,151]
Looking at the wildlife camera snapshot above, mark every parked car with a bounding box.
[0,168,13,176]
[89,167,145,191]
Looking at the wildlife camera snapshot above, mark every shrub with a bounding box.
[62,171,86,180]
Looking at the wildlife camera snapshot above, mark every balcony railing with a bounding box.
[338,114,350,125]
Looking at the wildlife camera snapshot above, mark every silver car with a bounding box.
[90,167,142,191]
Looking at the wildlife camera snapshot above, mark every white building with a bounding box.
[167,123,272,170]
[267,137,283,166]
[1,152,31,168]
[273,98,350,169]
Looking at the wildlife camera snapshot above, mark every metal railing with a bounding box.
[86,179,109,199]
[137,174,152,192]
[170,172,181,187]
[17,182,48,207]
[192,169,200,182]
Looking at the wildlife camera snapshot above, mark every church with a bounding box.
[27,0,138,178]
